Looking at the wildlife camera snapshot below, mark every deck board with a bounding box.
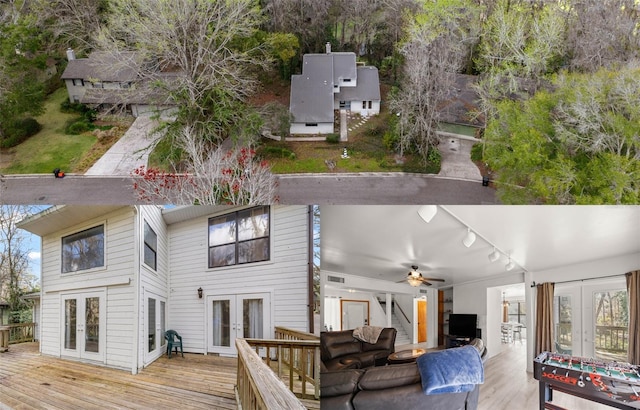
[0,342,319,409]
[0,343,238,409]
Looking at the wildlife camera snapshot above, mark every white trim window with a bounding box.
[62,225,105,273]
[208,206,270,268]
[143,221,157,271]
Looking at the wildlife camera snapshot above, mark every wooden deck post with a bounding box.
[0,326,10,352]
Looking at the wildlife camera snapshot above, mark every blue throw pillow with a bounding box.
[416,345,484,395]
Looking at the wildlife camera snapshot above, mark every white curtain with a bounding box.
[245,299,263,338]
[212,301,223,346]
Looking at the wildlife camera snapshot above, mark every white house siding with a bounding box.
[38,207,137,370]
[137,206,170,370]
[64,79,86,103]
[342,100,381,117]
[290,122,334,135]
[167,205,310,355]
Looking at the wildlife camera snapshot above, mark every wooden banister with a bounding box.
[236,339,307,410]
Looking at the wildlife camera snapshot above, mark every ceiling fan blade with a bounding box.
[421,277,445,282]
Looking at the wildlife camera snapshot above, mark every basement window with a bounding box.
[305,123,318,127]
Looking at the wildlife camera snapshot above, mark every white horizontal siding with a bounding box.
[38,207,136,370]
[167,205,310,354]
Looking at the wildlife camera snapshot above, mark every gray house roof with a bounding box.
[289,51,380,125]
[289,54,335,123]
[335,66,380,101]
[61,51,139,82]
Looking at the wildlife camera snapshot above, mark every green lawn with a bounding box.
[259,111,439,174]
[1,88,97,174]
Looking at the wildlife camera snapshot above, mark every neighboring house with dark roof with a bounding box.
[289,43,381,135]
[60,49,175,118]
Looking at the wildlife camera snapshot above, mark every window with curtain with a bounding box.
[62,225,105,273]
[208,206,270,268]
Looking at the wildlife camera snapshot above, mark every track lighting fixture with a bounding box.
[506,258,516,271]
[417,205,438,223]
[462,228,476,248]
[488,248,500,262]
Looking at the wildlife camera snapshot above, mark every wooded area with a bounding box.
[1,0,638,203]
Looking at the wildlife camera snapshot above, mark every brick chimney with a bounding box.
[66,48,76,61]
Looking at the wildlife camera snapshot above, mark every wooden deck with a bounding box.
[0,342,237,409]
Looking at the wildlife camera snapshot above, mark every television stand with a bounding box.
[445,334,471,348]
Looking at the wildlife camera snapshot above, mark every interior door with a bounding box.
[417,299,427,343]
[145,292,166,364]
[340,300,369,330]
[61,291,105,362]
[207,292,270,356]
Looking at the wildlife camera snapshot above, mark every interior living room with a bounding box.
[319,205,640,409]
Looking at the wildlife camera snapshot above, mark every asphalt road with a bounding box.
[1,173,497,205]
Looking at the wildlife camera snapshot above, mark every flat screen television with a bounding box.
[448,314,477,338]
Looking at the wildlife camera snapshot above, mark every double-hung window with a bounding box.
[62,225,105,273]
[143,221,157,271]
[208,206,270,268]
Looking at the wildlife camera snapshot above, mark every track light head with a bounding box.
[418,205,437,223]
[506,259,516,271]
[462,228,476,248]
[488,248,500,262]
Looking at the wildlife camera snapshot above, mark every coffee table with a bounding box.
[387,348,427,364]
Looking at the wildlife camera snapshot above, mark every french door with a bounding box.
[554,279,628,362]
[207,292,270,356]
[145,292,166,364]
[61,291,106,362]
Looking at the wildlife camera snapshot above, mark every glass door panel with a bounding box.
[148,297,156,353]
[65,299,77,351]
[554,295,573,354]
[210,298,232,352]
[592,289,628,362]
[84,297,100,353]
[242,298,263,339]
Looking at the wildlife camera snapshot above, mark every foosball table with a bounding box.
[534,352,640,409]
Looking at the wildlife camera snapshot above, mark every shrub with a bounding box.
[262,146,296,160]
[326,133,340,143]
[65,119,92,135]
[0,118,42,148]
[470,143,483,162]
[427,147,441,168]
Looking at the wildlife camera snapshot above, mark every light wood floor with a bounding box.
[479,342,609,410]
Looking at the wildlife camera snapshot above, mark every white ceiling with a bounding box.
[320,205,640,288]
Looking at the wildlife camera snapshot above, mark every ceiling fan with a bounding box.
[397,265,445,287]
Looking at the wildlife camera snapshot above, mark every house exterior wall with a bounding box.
[136,206,169,370]
[290,122,334,135]
[343,99,381,117]
[166,205,310,354]
[38,207,137,371]
[64,79,86,103]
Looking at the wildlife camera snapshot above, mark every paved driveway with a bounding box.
[85,116,161,176]
[437,135,482,181]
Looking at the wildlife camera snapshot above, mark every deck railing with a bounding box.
[236,339,307,410]
[595,325,628,353]
[8,323,35,344]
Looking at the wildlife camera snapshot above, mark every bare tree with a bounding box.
[30,0,107,51]
[388,4,473,163]
[0,205,35,316]
[133,126,278,205]
[567,0,640,72]
[262,0,332,54]
[98,0,269,139]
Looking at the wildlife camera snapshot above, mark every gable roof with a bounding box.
[335,66,380,101]
[61,51,139,82]
[289,54,336,123]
